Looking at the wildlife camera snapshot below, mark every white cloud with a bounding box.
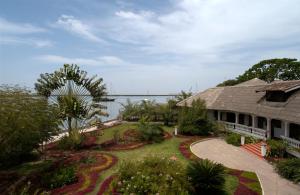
[36,54,126,66]
[111,0,300,56]
[55,15,104,43]
[0,18,46,34]
[0,36,53,47]
[0,18,51,47]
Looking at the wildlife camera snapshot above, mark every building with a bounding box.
[177,78,300,149]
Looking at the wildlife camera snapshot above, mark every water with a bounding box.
[100,96,175,121]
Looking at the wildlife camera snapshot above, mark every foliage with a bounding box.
[120,99,160,121]
[266,139,287,158]
[159,99,179,126]
[137,118,164,143]
[42,166,77,189]
[35,64,107,132]
[115,156,191,195]
[57,131,84,150]
[225,133,241,146]
[121,98,179,125]
[186,159,226,194]
[178,99,215,135]
[217,58,300,86]
[175,90,193,102]
[113,129,120,144]
[0,86,59,167]
[275,158,300,183]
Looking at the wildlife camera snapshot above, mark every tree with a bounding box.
[178,99,215,135]
[175,90,192,102]
[35,64,107,133]
[0,86,60,167]
[217,58,300,86]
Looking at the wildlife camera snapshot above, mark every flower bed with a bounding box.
[97,175,117,195]
[50,152,118,195]
[229,170,260,195]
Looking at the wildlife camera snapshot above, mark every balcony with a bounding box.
[219,121,267,140]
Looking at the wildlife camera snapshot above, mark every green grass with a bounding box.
[223,175,239,195]
[97,123,139,144]
[241,171,262,195]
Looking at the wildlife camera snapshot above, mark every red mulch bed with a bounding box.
[97,175,118,195]
[228,170,259,195]
[50,152,118,195]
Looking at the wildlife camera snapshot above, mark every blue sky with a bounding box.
[1,0,300,94]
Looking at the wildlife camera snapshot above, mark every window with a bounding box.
[265,91,292,102]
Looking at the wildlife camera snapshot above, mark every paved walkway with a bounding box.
[191,138,300,195]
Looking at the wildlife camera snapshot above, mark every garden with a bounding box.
[0,64,264,194]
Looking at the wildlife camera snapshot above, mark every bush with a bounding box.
[276,158,300,183]
[267,139,287,158]
[42,166,77,189]
[57,131,84,150]
[115,157,191,194]
[138,119,164,143]
[186,159,226,194]
[225,133,241,146]
[178,100,215,136]
[0,86,59,167]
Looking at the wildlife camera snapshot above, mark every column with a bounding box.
[284,121,290,137]
[251,115,256,134]
[235,113,239,124]
[267,118,271,139]
[252,115,256,128]
[217,111,221,121]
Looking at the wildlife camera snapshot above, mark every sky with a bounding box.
[1,0,300,94]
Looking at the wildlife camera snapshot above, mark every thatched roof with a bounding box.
[256,80,300,92]
[177,79,300,124]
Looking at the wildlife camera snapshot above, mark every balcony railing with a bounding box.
[281,136,300,149]
[220,121,267,140]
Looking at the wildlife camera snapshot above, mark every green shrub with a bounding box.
[0,86,59,167]
[138,119,164,143]
[186,159,226,194]
[116,157,191,194]
[42,166,77,189]
[267,139,287,158]
[225,133,241,146]
[178,100,215,136]
[57,131,84,150]
[276,158,300,183]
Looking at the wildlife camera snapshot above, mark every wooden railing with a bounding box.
[220,121,267,140]
[281,136,300,149]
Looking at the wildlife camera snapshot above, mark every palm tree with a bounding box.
[35,64,107,133]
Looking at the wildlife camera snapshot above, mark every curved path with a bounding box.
[191,138,300,195]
